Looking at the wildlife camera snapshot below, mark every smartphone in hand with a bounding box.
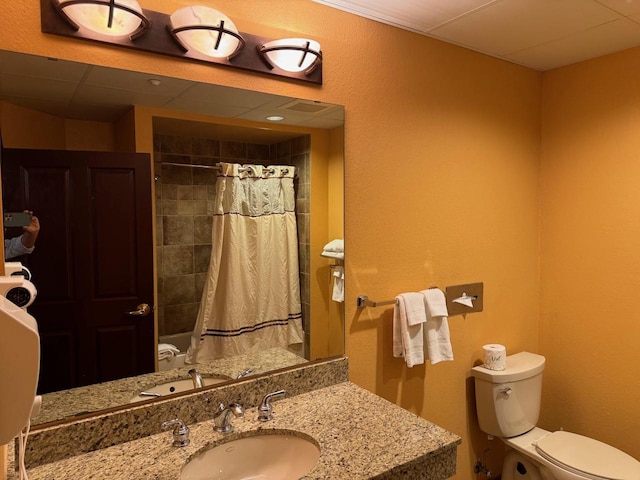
[3,212,31,228]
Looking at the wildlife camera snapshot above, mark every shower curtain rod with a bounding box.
[161,162,291,176]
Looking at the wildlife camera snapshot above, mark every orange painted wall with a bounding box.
[0,102,115,150]
[540,48,640,460]
[0,102,66,149]
[64,119,115,151]
[1,1,543,477]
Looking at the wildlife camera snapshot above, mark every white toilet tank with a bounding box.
[471,351,546,438]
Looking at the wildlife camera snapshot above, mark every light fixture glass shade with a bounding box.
[169,6,244,59]
[56,0,148,38]
[259,38,322,75]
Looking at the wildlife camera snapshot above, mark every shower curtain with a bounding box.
[186,162,304,363]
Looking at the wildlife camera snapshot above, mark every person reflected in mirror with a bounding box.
[4,210,40,260]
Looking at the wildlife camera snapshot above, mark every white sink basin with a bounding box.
[180,432,321,480]
[130,376,229,402]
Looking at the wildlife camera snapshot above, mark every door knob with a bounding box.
[126,303,152,317]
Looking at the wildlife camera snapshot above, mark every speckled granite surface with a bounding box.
[11,382,461,480]
[22,356,348,468]
[35,347,307,426]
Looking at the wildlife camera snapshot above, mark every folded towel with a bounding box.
[321,250,345,259]
[393,293,425,367]
[332,266,345,302]
[322,239,344,253]
[158,343,180,353]
[420,289,454,364]
[158,343,180,361]
[158,351,174,361]
[402,292,427,326]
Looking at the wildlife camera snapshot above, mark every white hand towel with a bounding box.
[402,292,427,326]
[420,289,454,364]
[392,293,425,367]
[332,266,345,302]
[422,288,448,318]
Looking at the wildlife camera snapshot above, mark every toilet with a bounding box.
[471,351,640,480]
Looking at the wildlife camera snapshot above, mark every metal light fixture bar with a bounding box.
[40,0,322,85]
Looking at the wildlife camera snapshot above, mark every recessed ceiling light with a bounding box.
[148,79,161,86]
[266,115,284,122]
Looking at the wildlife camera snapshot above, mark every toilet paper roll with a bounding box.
[483,344,506,370]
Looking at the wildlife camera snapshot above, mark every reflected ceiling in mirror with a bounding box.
[0,50,341,127]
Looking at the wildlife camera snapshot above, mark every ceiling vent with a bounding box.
[279,99,335,115]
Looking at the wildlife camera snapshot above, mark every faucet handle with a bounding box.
[161,418,190,447]
[223,402,245,418]
[258,389,285,422]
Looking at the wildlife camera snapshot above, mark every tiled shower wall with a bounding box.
[153,133,311,352]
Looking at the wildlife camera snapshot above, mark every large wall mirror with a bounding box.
[0,50,345,428]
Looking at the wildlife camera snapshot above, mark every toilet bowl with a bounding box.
[471,352,640,480]
[500,427,640,480]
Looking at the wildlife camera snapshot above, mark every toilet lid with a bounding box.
[535,431,640,480]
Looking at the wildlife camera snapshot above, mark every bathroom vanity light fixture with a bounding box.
[259,38,322,75]
[168,6,245,59]
[41,0,323,84]
[52,0,151,40]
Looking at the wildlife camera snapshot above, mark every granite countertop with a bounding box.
[17,382,461,480]
[35,347,307,426]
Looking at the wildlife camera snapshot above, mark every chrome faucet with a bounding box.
[188,368,204,388]
[213,402,244,433]
[161,418,190,447]
[258,389,285,422]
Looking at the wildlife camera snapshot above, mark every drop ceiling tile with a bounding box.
[161,96,252,118]
[73,84,175,107]
[429,0,622,56]
[0,51,88,82]
[171,83,281,109]
[319,105,346,122]
[84,66,194,96]
[0,73,78,102]
[314,0,497,31]
[506,17,640,70]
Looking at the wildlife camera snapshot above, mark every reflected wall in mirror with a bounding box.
[0,49,345,427]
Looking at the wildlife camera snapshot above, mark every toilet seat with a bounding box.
[534,431,640,480]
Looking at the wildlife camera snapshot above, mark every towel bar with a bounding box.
[357,295,396,308]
